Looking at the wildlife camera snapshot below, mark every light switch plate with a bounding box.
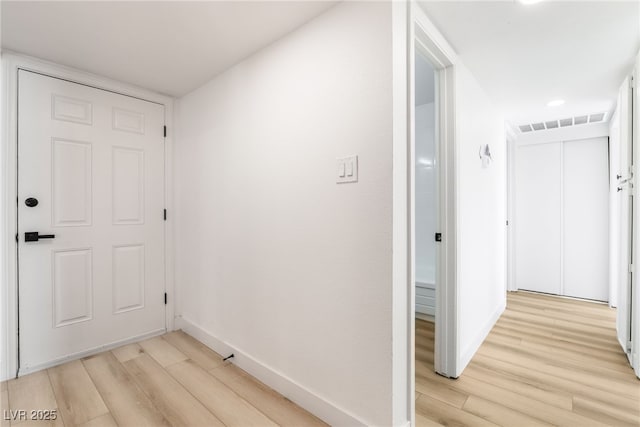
[337,156,358,183]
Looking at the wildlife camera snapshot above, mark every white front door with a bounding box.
[18,71,166,372]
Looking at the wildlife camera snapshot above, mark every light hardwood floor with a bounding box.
[416,291,640,427]
[3,292,638,427]
[0,331,327,427]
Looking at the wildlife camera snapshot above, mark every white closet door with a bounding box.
[515,142,562,295]
[563,137,609,301]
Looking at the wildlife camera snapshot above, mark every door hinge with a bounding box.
[163,209,167,221]
[506,220,509,226]
[163,126,167,138]
[435,232,442,242]
[629,263,634,273]
[164,293,167,305]
[15,233,18,243]
[627,341,633,353]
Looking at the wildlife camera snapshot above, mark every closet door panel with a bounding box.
[563,137,609,301]
[515,142,562,295]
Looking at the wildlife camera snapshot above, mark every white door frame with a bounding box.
[1,51,176,380]
[402,3,459,425]
[505,125,518,292]
[631,59,640,378]
[411,0,458,377]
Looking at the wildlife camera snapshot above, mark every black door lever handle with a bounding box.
[24,232,55,242]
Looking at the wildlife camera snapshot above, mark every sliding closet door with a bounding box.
[563,138,609,301]
[515,142,562,294]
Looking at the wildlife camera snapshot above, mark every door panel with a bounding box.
[112,147,145,224]
[52,248,93,327]
[563,138,609,301]
[18,70,166,372]
[112,244,145,313]
[52,139,93,226]
[515,142,562,295]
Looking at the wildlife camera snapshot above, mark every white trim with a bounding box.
[505,123,517,292]
[392,2,411,426]
[1,51,176,380]
[18,328,165,376]
[632,54,640,379]
[559,140,565,296]
[175,317,366,427]
[458,301,505,371]
[412,1,458,381]
[397,3,459,424]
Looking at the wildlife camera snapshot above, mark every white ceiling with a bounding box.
[419,0,640,126]
[1,1,337,97]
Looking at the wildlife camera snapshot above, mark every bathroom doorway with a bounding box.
[415,51,438,322]
[414,48,440,386]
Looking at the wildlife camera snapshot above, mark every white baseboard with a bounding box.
[176,316,367,427]
[457,301,506,376]
[14,328,166,378]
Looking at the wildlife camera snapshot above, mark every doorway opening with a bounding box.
[414,51,437,323]
[407,7,459,424]
[414,50,438,383]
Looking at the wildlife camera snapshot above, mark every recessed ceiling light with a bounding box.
[547,99,565,107]
[520,0,544,4]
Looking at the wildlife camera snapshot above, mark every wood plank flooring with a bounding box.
[1,331,327,427]
[416,291,640,427]
[2,291,638,426]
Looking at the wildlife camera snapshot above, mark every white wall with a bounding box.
[415,102,436,286]
[174,2,394,425]
[415,101,436,317]
[455,63,507,374]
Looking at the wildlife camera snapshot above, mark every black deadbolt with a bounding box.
[25,198,38,207]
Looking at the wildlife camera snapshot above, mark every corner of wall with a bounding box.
[176,317,368,427]
[457,298,505,377]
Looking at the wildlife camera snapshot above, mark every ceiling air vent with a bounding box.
[517,111,608,133]
[574,115,588,125]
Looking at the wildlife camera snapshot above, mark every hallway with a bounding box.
[415,292,640,426]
